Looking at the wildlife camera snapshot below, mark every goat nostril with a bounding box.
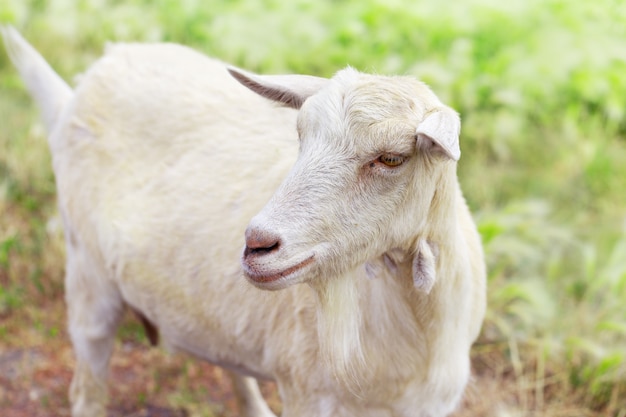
[244,228,281,258]
[245,242,280,258]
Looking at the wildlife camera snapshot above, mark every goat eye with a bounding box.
[378,154,405,167]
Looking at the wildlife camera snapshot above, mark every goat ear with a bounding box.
[228,67,328,110]
[416,107,461,161]
[412,239,438,294]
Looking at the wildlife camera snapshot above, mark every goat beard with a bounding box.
[310,273,371,393]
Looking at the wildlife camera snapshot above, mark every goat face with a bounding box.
[232,67,460,290]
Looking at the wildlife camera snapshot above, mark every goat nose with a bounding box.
[244,227,281,258]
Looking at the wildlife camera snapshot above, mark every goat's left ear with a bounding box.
[228,67,329,110]
[416,107,461,161]
[412,239,438,294]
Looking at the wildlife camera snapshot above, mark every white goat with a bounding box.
[2,27,486,417]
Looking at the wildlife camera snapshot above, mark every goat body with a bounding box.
[2,27,486,417]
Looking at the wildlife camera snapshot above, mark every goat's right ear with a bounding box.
[228,67,328,110]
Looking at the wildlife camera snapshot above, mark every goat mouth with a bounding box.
[244,255,315,286]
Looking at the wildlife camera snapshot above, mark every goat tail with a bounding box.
[1,25,72,137]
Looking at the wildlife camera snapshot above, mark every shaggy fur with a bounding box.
[3,26,486,417]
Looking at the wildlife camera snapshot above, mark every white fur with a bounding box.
[3,26,486,417]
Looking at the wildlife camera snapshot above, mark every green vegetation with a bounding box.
[1,0,625,414]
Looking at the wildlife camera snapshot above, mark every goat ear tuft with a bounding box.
[412,239,438,294]
[416,107,461,161]
[228,67,328,110]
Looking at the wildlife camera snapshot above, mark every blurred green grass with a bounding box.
[1,0,625,412]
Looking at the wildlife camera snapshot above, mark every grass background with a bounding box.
[0,0,625,415]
